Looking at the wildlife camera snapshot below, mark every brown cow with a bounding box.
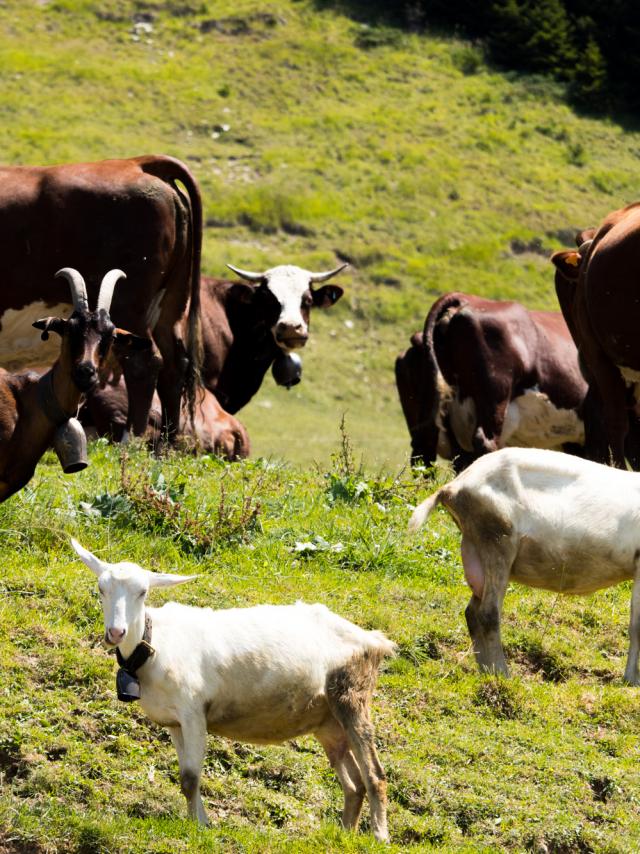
[395,292,587,471]
[0,155,202,441]
[552,203,640,468]
[81,366,250,461]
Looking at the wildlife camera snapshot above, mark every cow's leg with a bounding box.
[471,395,510,456]
[580,346,628,467]
[121,345,163,437]
[624,561,640,685]
[462,534,513,676]
[154,325,188,444]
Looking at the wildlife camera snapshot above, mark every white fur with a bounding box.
[409,447,640,683]
[71,539,394,839]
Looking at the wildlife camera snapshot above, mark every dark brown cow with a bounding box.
[204,264,346,414]
[395,292,587,471]
[552,203,640,468]
[81,369,250,461]
[78,263,346,455]
[0,155,202,441]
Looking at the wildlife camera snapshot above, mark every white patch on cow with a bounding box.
[501,388,584,449]
[264,266,310,348]
[449,393,477,452]
[0,302,71,369]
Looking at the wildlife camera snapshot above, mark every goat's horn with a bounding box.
[55,267,89,312]
[309,263,349,283]
[578,239,593,257]
[97,269,126,313]
[227,264,265,282]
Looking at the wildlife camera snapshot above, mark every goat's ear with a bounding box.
[147,571,198,589]
[113,329,153,351]
[70,538,107,578]
[32,317,66,341]
[312,285,344,308]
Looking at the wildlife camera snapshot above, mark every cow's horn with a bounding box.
[97,269,126,313]
[309,263,349,283]
[227,264,265,282]
[578,239,593,257]
[55,268,89,312]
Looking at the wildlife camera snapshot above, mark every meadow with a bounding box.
[1,1,640,851]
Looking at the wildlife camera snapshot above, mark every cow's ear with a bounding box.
[113,329,153,351]
[551,250,582,281]
[32,317,66,340]
[575,227,596,247]
[312,285,344,308]
[229,282,257,304]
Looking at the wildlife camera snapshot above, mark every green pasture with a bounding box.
[2,1,640,852]
[2,0,640,464]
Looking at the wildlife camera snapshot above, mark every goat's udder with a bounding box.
[461,535,485,598]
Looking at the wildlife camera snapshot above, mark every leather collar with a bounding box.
[114,613,154,703]
[116,613,154,673]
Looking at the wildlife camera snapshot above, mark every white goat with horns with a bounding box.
[71,539,395,841]
[409,447,640,684]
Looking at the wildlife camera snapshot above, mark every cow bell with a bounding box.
[272,353,302,389]
[52,417,88,474]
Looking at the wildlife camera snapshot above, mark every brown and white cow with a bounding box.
[79,263,346,454]
[207,263,346,414]
[0,155,202,441]
[395,292,587,471]
[552,202,640,468]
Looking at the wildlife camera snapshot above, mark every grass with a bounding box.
[2,2,640,851]
[2,0,640,464]
[0,441,639,852]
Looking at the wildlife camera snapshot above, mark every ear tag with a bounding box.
[566,252,580,267]
[116,668,141,702]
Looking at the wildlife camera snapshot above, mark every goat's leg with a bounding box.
[316,720,366,832]
[624,565,640,685]
[462,534,512,675]
[169,720,209,825]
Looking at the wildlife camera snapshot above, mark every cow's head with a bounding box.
[227,263,347,351]
[33,268,150,393]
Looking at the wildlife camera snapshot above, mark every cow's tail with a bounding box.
[415,292,466,441]
[408,488,443,533]
[422,292,466,367]
[138,155,204,422]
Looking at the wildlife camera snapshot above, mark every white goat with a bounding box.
[71,539,395,840]
[409,447,640,683]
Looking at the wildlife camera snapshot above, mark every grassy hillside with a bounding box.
[2,0,640,465]
[2,3,640,853]
[1,444,640,853]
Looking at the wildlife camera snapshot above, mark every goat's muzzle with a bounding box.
[73,362,98,392]
[53,418,88,473]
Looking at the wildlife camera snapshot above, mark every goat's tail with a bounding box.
[366,631,398,661]
[408,489,442,533]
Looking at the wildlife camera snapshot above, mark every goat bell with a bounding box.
[52,417,88,474]
[272,352,302,389]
